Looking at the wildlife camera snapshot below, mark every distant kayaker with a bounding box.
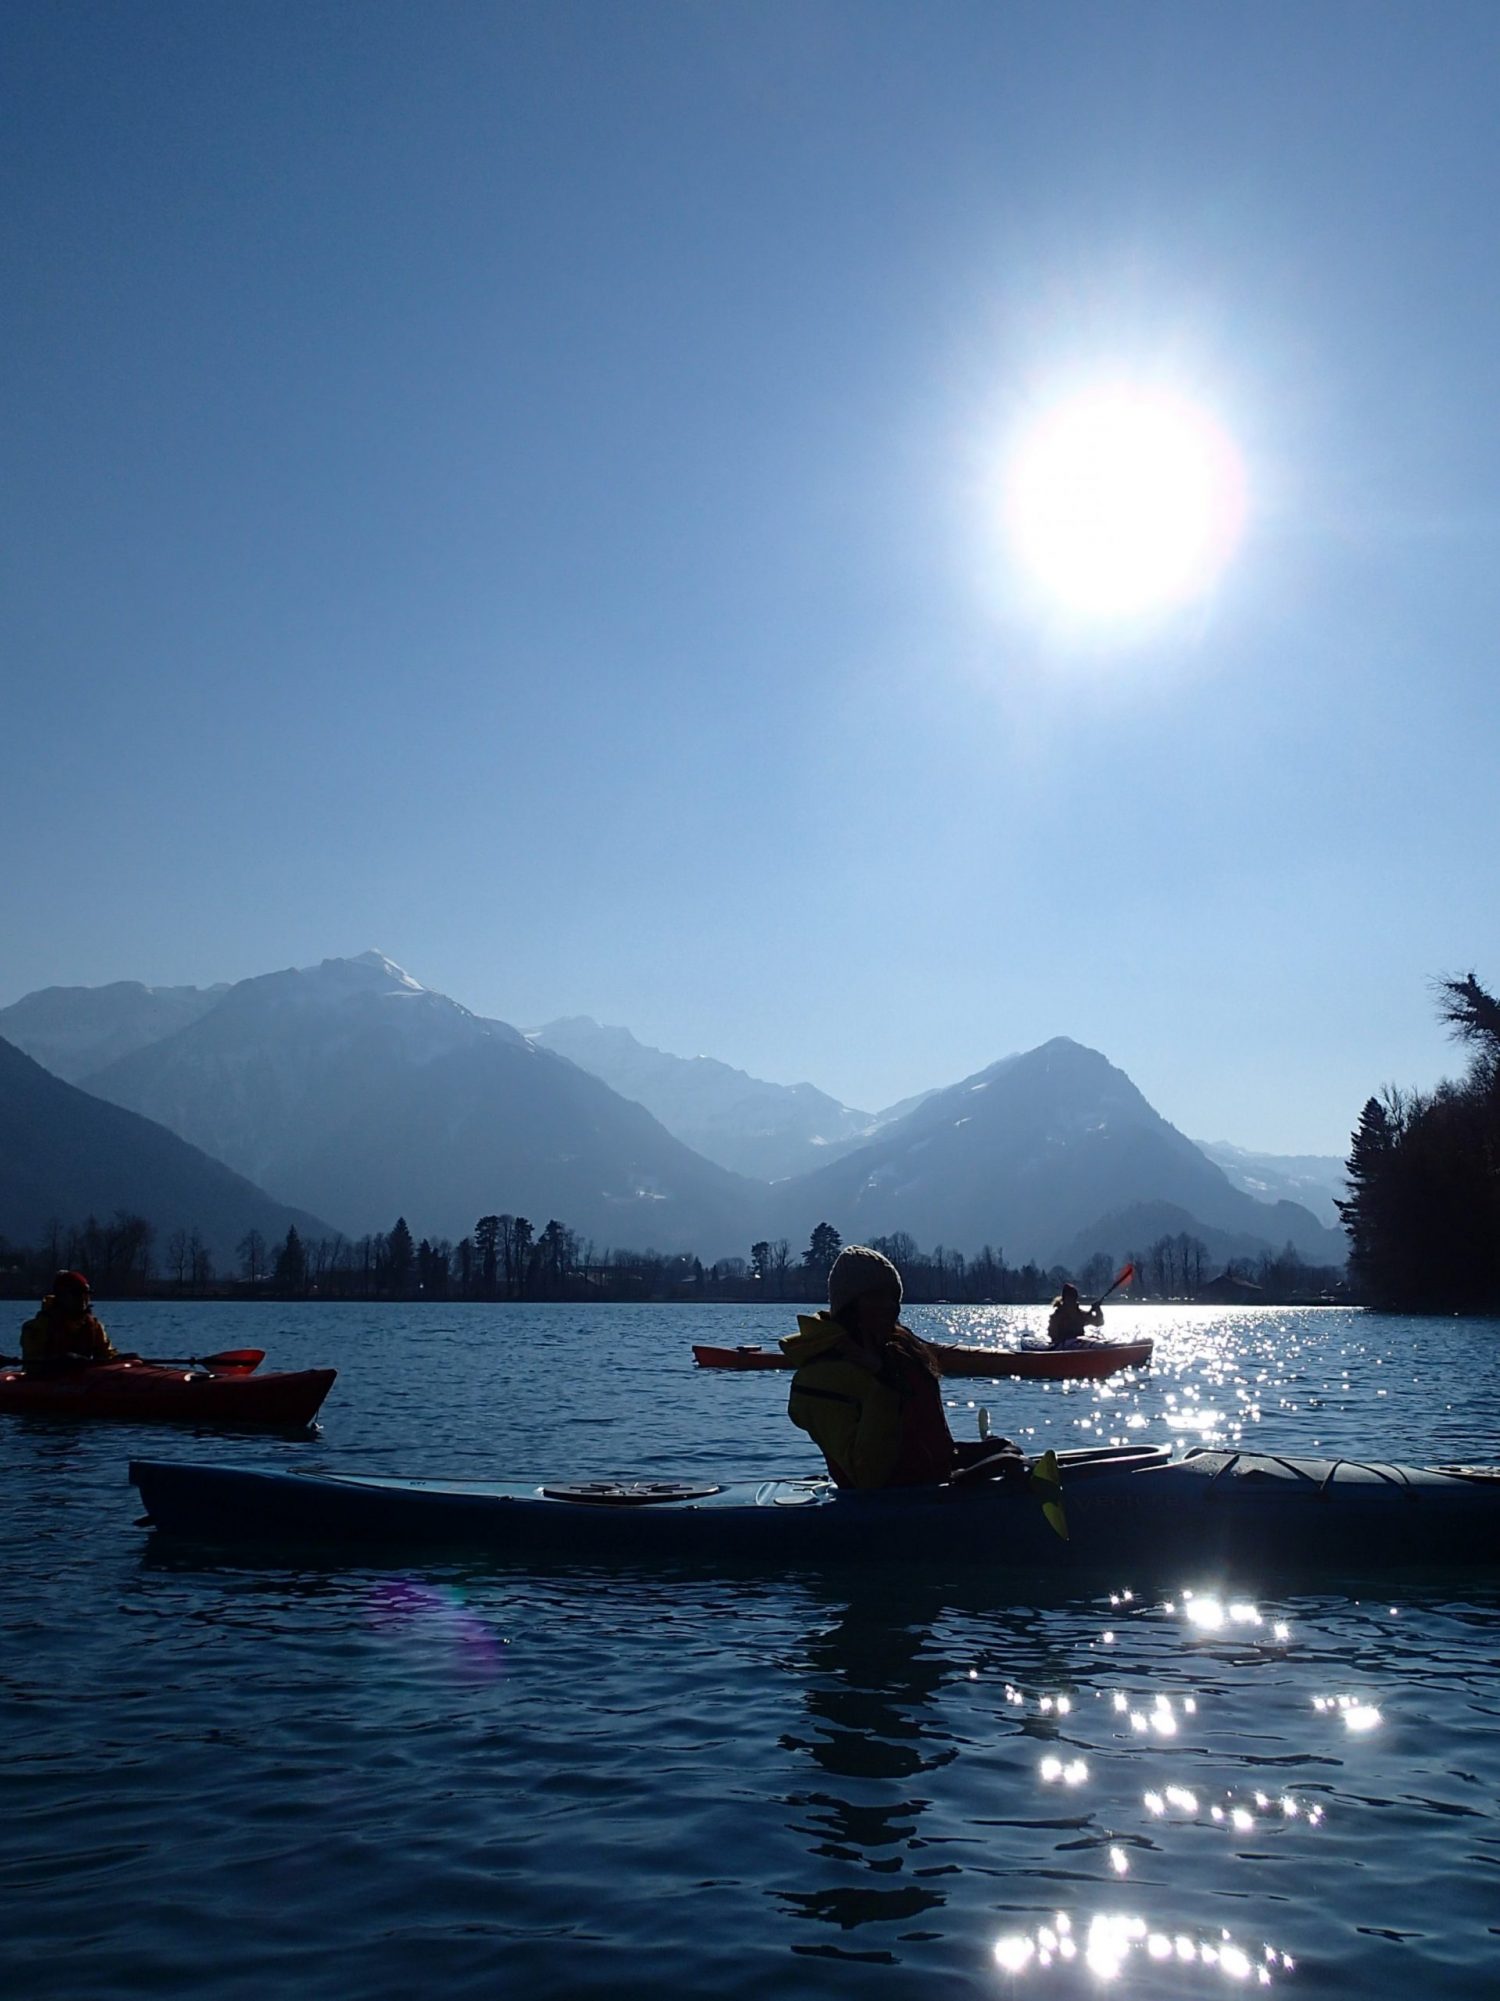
[1046,1281,1104,1348]
[20,1271,118,1372]
[781,1245,1025,1489]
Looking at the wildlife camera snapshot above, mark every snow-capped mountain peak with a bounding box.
[349,949,426,992]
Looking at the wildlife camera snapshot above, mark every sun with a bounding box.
[1004,382,1247,624]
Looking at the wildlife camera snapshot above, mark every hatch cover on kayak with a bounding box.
[540,1480,722,1505]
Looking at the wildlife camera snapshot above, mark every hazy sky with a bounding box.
[6,1,1498,1154]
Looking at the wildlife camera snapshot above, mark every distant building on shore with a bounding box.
[1198,1270,1264,1305]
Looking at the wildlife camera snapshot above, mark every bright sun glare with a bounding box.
[1005,383,1247,625]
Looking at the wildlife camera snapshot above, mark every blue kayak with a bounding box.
[129,1444,1500,1580]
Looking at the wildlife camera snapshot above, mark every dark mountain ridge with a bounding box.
[0,979,227,1084]
[0,1033,330,1263]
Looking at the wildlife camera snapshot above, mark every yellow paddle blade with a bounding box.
[1029,1448,1069,1541]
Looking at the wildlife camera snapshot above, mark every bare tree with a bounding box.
[166,1229,190,1290]
[237,1229,267,1285]
[768,1238,793,1299]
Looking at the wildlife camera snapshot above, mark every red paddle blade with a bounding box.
[1114,1263,1135,1290]
[200,1348,266,1373]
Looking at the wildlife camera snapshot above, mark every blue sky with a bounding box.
[5,0,1498,1154]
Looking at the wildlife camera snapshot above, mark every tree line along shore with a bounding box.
[1,1213,1344,1308]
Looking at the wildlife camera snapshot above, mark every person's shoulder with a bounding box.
[791,1340,856,1375]
[790,1344,874,1395]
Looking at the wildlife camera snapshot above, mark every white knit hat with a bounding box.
[827,1244,903,1315]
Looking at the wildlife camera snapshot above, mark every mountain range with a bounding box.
[0,952,1348,1270]
[1192,1140,1347,1229]
[528,1015,885,1180]
[0,1032,329,1263]
[56,954,756,1256]
[759,1037,1343,1264]
[0,978,229,1084]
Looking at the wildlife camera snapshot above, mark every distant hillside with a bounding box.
[766,1038,1345,1267]
[1195,1141,1348,1229]
[80,954,761,1256]
[0,979,227,1083]
[1054,1200,1337,1275]
[528,1016,877,1180]
[0,1033,330,1263]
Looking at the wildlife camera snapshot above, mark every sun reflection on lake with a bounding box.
[1314,1693,1383,1732]
[1039,1754,1090,1786]
[993,1909,1292,1983]
[1142,1783,1325,1832]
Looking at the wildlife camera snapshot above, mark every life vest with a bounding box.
[20,1299,116,1367]
[1047,1298,1099,1346]
[781,1311,955,1488]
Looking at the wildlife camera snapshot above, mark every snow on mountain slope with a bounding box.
[1194,1140,1348,1228]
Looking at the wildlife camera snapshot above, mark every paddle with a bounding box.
[0,1347,267,1374]
[952,1435,1069,1538]
[143,1348,266,1373]
[1029,1448,1068,1539]
[1092,1262,1135,1311]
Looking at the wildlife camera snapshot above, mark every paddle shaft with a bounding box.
[0,1347,265,1374]
[1089,1262,1135,1312]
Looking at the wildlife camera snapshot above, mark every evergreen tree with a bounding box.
[805,1221,841,1279]
[1341,973,1500,1309]
[386,1216,416,1294]
[505,1216,534,1298]
[473,1216,500,1296]
[273,1226,307,1294]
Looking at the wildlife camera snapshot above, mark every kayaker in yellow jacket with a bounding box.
[20,1271,118,1371]
[781,1245,1026,1489]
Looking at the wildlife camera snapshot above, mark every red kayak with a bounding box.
[0,1358,336,1428]
[692,1339,1154,1380]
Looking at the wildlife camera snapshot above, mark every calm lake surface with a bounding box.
[3,1302,1498,1999]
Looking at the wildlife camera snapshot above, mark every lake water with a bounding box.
[3,1302,1498,1999]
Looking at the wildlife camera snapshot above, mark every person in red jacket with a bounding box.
[20,1271,118,1371]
